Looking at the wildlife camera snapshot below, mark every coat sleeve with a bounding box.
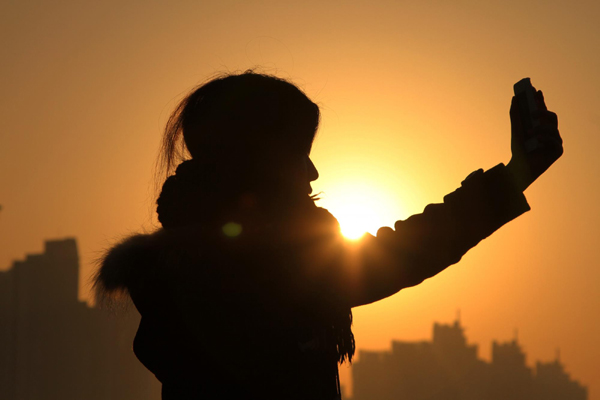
[297,163,531,309]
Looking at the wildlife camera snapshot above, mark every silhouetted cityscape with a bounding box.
[350,320,587,400]
[0,238,160,400]
[0,238,589,399]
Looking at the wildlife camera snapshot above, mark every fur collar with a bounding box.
[92,231,166,309]
[92,206,341,310]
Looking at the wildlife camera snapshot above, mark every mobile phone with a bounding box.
[513,78,542,153]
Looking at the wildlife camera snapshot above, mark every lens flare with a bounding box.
[222,222,243,237]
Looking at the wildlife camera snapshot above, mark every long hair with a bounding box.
[155,70,323,228]
[158,71,320,181]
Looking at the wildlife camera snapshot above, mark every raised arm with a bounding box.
[341,164,530,307]
[296,86,562,309]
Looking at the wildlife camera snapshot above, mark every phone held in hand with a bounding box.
[513,78,542,153]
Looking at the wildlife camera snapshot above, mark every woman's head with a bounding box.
[157,71,321,227]
[161,71,319,169]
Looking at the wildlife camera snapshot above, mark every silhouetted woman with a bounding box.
[93,71,562,399]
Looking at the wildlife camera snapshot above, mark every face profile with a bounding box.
[285,153,319,197]
[305,155,319,194]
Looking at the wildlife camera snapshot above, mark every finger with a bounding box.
[538,136,564,159]
[535,126,563,145]
[510,95,517,118]
[544,111,558,128]
[535,90,548,111]
[538,134,563,148]
[510,96,525,135]
[376,226,396,244]
[532,110,558,128]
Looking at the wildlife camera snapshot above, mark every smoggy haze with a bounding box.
[1,1,599,396]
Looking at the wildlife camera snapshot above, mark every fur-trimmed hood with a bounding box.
[92,230,168,309]
[92,205,356,368]
[92,206,342,312]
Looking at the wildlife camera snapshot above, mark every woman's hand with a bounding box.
[506,90,564,192]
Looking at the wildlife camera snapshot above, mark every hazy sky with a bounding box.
[1,0,599,396]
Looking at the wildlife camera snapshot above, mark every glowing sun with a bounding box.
[318,182,399,241]
[334,204,377,240]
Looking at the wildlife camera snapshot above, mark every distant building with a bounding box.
[0,238,160,400]
[351,319,587,400]
[534,358,588,400]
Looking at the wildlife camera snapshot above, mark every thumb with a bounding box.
[510,96,525,139]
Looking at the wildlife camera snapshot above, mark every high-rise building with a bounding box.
[534,358,588,400]
[351,319,587,400]
[0,238,160,400]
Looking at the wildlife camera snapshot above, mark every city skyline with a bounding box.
[350,318,587,399]
[2,237,589,399]
[0,238,160,400]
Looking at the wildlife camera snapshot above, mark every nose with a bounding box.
[306,156,319,182]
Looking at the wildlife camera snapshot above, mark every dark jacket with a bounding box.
[95,164,530,400]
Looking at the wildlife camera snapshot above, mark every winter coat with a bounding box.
[95,163,530,400]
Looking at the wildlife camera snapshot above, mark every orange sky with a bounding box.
[1,0,599,397]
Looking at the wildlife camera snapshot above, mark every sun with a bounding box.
[334,204,377,240]
[317,182,400,241]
